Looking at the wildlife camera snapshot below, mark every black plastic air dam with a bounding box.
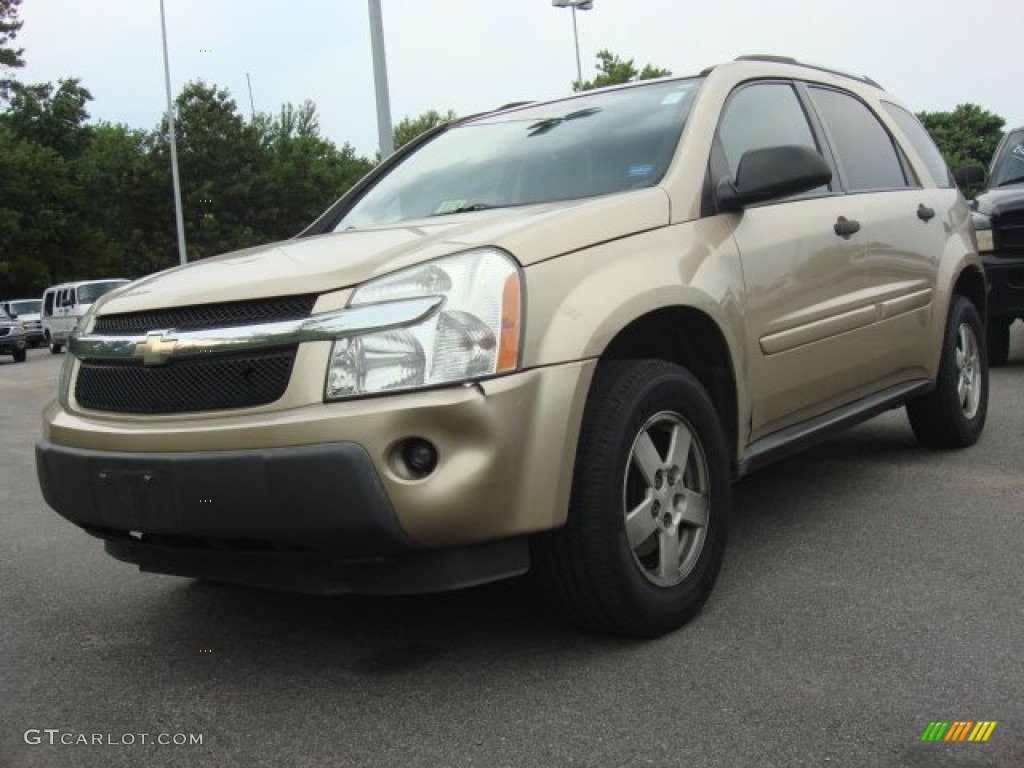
[35,441,417,556]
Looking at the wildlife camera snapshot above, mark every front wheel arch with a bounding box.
[532,358,731,636]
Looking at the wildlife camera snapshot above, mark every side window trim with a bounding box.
[704,78,841,215]
[793,81,848,193]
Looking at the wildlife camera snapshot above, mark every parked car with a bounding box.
[964,126,1024,365]
[36,56,986,636]
[41,279,130,353]
[1,298,43,347]
[0,306,27,363]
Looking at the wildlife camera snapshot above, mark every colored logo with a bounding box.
[920,721,997,742]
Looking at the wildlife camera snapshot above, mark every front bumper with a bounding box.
[983,253,1024,319]
[23,323,43,343]
[38,360,596,591]
[36,440,529,594]
[36,441,412,554]
[0,332,26,353]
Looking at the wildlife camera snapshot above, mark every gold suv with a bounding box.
[36,56,987,636]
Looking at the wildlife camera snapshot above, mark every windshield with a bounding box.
[77,281,128,304]
[334,79,702,230]
[9,299,41,315]
[990,130,1024,187]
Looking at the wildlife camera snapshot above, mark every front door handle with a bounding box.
[917,204,936,222]
[834,216,860,238]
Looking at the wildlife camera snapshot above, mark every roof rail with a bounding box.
[719,55,883,89]
[495,101,533,111]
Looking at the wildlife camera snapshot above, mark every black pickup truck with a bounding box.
[970,126,1024,365]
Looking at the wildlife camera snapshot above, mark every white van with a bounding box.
[41,279,130,353]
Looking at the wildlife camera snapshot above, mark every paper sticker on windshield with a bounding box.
[661,92,686,105]
[435,200,468,215]
[628,164,655,178]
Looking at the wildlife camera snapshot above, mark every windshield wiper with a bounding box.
[995,175,1024,187]
[430,203,496,217]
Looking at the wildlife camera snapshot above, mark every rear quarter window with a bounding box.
[882,101,955,189]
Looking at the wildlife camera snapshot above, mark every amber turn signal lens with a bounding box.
[498,273,521,372]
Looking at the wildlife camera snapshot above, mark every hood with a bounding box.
[100,188,669,314]
[974,183,1024,217]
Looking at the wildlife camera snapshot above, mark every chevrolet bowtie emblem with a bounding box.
[134,330,178,366]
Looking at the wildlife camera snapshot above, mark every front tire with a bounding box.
[48,339,62,354]
[533,359,731,637]
[907,296,988,448]
[13,347,26,363]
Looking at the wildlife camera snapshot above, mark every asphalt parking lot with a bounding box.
[2,331,1022,768]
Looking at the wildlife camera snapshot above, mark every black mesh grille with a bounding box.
[94,294,317,334]
[994,210,1024,253]
[75,349,297,414]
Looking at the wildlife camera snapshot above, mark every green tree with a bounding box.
[157,80,264,259]
[574,49,671,92]
[253,100,374,240]
[0,69,378,291]
[75,123,171,277]
[0,0,24,98]
[0,122,77,293]
[0,77,112,293]
[4,78,93,156]
[916,103,1005,172]
[393,109,457,150]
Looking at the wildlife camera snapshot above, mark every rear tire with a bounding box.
[907,296,988,448]
[49,339,62,354]
[533,359,731,637]
[986,318,1011,367]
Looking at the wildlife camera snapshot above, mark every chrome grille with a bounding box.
[78,294,316,414]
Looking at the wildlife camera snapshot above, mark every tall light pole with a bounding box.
[367,0,394,159]
[159,0,187,266]
[551,0,593,86]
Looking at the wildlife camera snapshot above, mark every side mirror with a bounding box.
[717,145,832,212]
[953,164,986,193]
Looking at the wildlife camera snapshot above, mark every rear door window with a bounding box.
[808,87,908,192]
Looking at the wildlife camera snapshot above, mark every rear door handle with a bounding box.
[917,204,936,222]
[834,216,860,238]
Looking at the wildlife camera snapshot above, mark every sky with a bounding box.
[14,0,1024,158]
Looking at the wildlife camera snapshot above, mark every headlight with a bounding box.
[975,227,993,253]
[326,248,522,399]
[971,213,993,253]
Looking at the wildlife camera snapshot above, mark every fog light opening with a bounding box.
[401,438,438,478]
